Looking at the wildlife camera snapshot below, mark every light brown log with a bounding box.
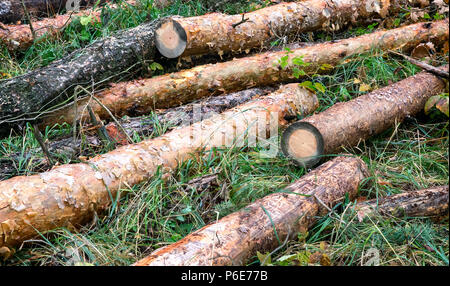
[133,156,369,266]
[40,19,449,128]
[0,83,318,249]
[281,66,448,167]
[155,0,426,58]
[0,0,100,23]
[356,185,449,220]
[0,87,271,180]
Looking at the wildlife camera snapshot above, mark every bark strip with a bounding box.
[0,83,318,249]
[155,0,425,58]
[38,20,449,128]
[356,185,449,220]
[133,156,369,266]
[281,67,448,167]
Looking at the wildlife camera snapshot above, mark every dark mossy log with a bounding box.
[281,66,449,167]
[39,20,449,128]
[356,185,449,220]
[155,0,426,58]
[0,87,271,180]
[0,17,163,131]
[0,83,318,249]
[0,0,101,23]
[133,156,369,266]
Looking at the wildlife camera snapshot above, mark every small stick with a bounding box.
[32,124,54,167]
[232,14,250,28]
[389,50,449,79]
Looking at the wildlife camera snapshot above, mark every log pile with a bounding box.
[155,0,425,58]
[0,0,448,265]
[0,83,318,249]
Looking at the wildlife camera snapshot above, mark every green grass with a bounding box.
[0,1,448,266]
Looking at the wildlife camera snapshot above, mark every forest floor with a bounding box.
[0,0,448,266]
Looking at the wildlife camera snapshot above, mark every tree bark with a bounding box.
[0,87,272,180]
[37,20,449,129]
[0,16,162,131]
[0,83,318,249]
[281,67,448,167]
[0,0,100,23]
[355,185,449,220]
[155,0,425,58]
[133,156,369,266]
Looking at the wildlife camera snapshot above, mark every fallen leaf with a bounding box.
[359,83,372,92]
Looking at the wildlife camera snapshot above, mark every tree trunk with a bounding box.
[0,83,318,250]
[356,186,449,220]
[281,67,448,167]
[37,20,449,129]
[133,156,369,266]
[0,87,272,180]
[155,0,425,58]
[0,0,100,23]
[0,16,162,132]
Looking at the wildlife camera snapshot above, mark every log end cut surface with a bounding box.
[155,19,187,58]
[281,121,324,167]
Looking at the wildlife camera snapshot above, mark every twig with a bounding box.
[21,0,36,41]
[232,14,250,28]
[389,50,449,79]
[32,124,54,167]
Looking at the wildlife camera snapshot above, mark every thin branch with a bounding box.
[389,50,449,79]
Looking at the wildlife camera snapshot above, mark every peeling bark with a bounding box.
[281,66,448,167]
[133,156,369,266]
[38,20,449,128]
[356,185,449,220]
[0,87,272,180]
[0,0,100,23]
[155,0,426,58]
[0,83,319,249]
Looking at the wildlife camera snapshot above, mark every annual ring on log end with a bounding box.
[155,19,187,58]
[281,121,324,168]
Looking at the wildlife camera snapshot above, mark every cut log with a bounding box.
[355,185,449,220]
[0,0,100,23]
[281,66,449,167]
[133,156,369,266]
[37,20,449,129]
[0,17,162,132]
[0,83,319,249]
[0,87,271,180]
[155,0,426,58]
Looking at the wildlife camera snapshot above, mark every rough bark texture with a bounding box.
[0,87,272,180]
[133,156,369,266]
[356,185,449,220]
[0,83,319,249]
[156,0,425,58]
[39,20,449,128]
[297,67,448,158]
[0,17,161,129]
[0,0,100,23]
